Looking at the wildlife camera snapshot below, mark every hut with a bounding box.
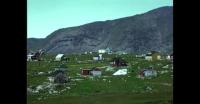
[145,51,161,61]
[90,67,102,77]
[166,55,171,60]
[27,54,34,61]
[27,49,44,61]
[105,48,112,54]
[93,56,99,61]
[98,49,106,54]
[111,57,127,67]
[170,53,173,62]
[145,53,152,61]
[93,54,103,61]
[81,69,91,75]
[55,54,65,61]
[139,68,157,77]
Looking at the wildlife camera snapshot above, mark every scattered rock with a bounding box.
[66,87,71,90]
[38,72,45,75]
[160,70,169,74]
[162,65,169,69]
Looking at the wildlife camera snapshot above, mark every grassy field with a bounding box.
[27,53,173,104]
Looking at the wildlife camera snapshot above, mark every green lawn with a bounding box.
[27,53,173,104]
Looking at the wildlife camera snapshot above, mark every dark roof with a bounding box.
[146,53,152,56]
[151,51,160,54]
[142,69,155,72]
[91,67,101,71]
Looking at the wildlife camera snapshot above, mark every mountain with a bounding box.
[27,6,173,54]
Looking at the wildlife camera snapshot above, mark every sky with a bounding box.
[27,0,173,38]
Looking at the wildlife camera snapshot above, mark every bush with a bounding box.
[54,73,69,84]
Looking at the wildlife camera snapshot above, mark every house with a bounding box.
[145,53,152,61]
[81,69,91,75]
[113,69,127,75]
[145,51,161,61]
[170,53,173,62]
[55,54,65,61]
[151,51,161,60]
[27,49,44,61]
[81,67,102,76]
[93,56,99,61]
[93,54,103,61]
[139,68,157,77]
[111,57,127,67]
[31,51,41,60]
[166,55,171,60]
[90,67,102,77]
[99,54,103,60]
[27,54,34,61]
[105,48,112,54]
[98,49,106,54]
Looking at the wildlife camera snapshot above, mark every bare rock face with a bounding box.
[27,6,173,54]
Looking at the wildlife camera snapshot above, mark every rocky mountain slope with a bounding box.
[27,6,173,54]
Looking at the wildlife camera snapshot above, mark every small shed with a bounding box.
[27,54,34,61]
[145,53,152,61]
[111,57,127,67]
[98,49,106,54]
[166,55,171,60]
[55,54,65,61]
[99,54,103,60]
[170,53,173,62]
[93,54,103,61]
[105,48,112,54]
[151,51,161,60]
[90,67,102,77]
[145,51,161,61]
[139,69,157,77]
[93,56,99,61]
[81,69,91,75]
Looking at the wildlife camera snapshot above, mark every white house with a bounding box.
[139,69,157,77]
[27,54,34,61]
[90,68,102,77]
[84,52,88,54]
[166,55,171,60]
[93,57,99,61]
[98,49,106,54]
[145,55,152,61]
[99,54,103,60]
[55,54,65,61]
[93,54,103,61]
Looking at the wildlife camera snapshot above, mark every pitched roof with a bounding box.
[56,54,64,58]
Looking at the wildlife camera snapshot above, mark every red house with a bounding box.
[81,69,91,75]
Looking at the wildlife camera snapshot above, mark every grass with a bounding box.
[27,53,173,104]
